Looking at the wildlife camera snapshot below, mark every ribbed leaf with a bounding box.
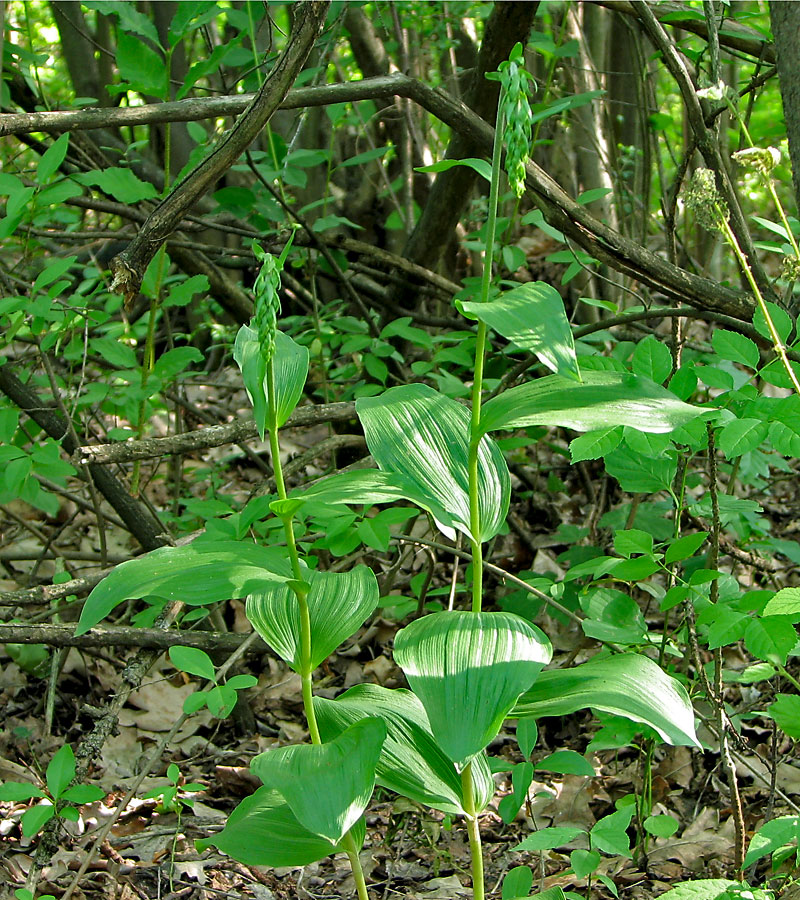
[511,654,699,747]
[394,611,552,767]
[314,684,494,815]
[246,566,379,673]
[356,384,510,542]
[77,541,292,635]
[461,282,579,381]
[251,718,385,843]
[480,370,708,435]
[196,786,365,866]
[234,326,309,439]
[293,469,449,521]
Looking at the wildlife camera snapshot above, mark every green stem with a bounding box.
[341,829,370,900]
[719,217,800,394]
[467,101,505,614]
[265,356,321,745]
[777,663,800,694]
[461,762,485,900]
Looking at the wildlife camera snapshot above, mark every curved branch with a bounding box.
[108,1,330,303]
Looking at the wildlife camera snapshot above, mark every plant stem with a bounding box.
[341,829,371,900]
[461,762,485,900]
[719,218,800,394]
[467,101,505,614]
[265,356,322,745]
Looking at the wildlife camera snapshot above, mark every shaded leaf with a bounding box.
[251,718,386,843]
[196,786,362,866]
[246,566,379,673]
[314,684,494,815]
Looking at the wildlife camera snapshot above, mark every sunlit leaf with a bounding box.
[251,718,385,843]
[512,654,699,747]
[356,384,510,542]
[460,282,579,381]
[246,566,379,673]
[481,370,709,435]
[394,611,552,767]
[77,541,291,635]
[314,684,494,815]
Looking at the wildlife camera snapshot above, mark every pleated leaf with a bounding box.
[314,684,494,815]
[480,370,709,435]
[394,611,552,767]
[251,717,386,843]
[293,469,449,522]
[234,326,309,439]
[461,282,580,381]
[196,786,365,866]
[356,384,510,542]
[246,565,379,673]
[77,541,292,635]
[511,654,699,747]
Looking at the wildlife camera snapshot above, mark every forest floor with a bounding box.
[0,404,795,900]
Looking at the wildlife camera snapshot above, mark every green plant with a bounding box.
[0,744,104,839]
[69,46,704,900]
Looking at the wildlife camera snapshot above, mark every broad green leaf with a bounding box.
[169,646,216,682]
[665,532,708,564]
[116,30,167,97]
[536,750,595,776]
[356,384,510,542]
[763,587,800,619]
[643,814,679,837]
[22,803,55,838]
[314,684,494,815]
[76,541,292,634]
[569,427,622,462]
[168,0,218,46]
[152,346,204,379]
[769,421,800,457]
[46,744,75,799]
[75,167,158,203]
[33,256,78,293]
[632,335,673,384]
[292,469,449,520]
[234,327,309,439]
[251,718,385,843]
[460,282,579,380]
[605,447,676,493]
[61,784,105,803]
[37,133,70,183]
[513,825,585,852]
[754,301,793,343]
[744,616,797,665]
[394,611,551,767]
[571,849,601,879]
[768,693,800,739]
[0,783,46,801]
[614,529,654,558]
[481,370,708,435]
[744,816,800,867]
[415,157,492,182]
[512,654,700,747]
[502,866,533,900]
[591,805,634,856]
[711,330,760,369]
[717,417,768,458]
[651,882,737,900]
[196,785,363,866]
[246,566,379,674]
[164,274,209,308]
